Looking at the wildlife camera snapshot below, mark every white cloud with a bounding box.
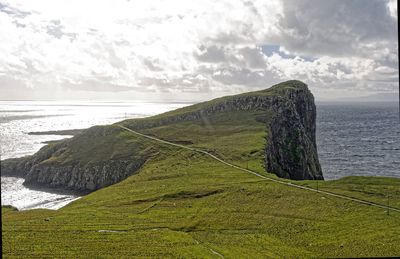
[388,0,397,18]
[0,0,397,100]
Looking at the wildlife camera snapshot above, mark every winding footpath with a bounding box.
[118,125,400,213]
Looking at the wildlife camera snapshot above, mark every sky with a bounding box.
[0,0,398,102]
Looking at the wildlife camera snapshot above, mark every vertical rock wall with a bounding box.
[264,81,323,180]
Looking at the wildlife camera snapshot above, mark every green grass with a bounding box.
[2,81,400,258]
[38,125,155,166]
[298,176,400,209]
[139,110,269,171]
[3,118,400,258]
[117,80,300,129]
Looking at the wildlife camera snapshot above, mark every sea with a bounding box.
[1,101,399,210]
[0,101,188,210]
[316,102,399,180]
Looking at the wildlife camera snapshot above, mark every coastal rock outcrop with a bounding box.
[1,126,149,192]
[264,82,323,180]
[24,159,144,191]
[122,80,323,180]
[1,80,323,192]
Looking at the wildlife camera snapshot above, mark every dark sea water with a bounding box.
[316,102,400,180]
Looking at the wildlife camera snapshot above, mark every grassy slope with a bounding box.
[2,82,400,258]
[37,125,154,167]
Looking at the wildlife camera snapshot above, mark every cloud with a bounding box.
[271,0,397,57]
[0,0,397,100]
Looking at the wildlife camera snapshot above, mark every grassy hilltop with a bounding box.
[2,80,322,192]
[2,81,400,258]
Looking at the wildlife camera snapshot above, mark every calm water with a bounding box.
[1,101,399,210]
[316,102,399,180]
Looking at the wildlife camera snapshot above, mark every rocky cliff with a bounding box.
[1,126,150,192]
[121,80,323,180]
[1,80,323,192]
[264,81,323,180]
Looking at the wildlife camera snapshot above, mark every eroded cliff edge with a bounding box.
[1,80,323,192]
[1,126,151,192]
[264,81,323,180]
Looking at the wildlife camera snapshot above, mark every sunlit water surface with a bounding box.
[1,101,189,210]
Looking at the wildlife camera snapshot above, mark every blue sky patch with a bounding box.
[261,44,316,62]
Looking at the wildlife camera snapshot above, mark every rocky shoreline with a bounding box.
[1,80,323,193]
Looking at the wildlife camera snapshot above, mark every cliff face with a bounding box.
[1,80,323,192]
[23,159,144,191]
[122,80,323,180]
[1,126,149,192]
[264,82,323,180]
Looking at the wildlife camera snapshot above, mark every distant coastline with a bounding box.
[28,129,84,136]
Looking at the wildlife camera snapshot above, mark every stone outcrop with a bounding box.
[1,126,147,192]
[124,80,323,180]
[23,159,144,191]
[1,80,323,193]
[264,82,323,180]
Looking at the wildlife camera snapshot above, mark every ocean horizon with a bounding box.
[1,100,399,210]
